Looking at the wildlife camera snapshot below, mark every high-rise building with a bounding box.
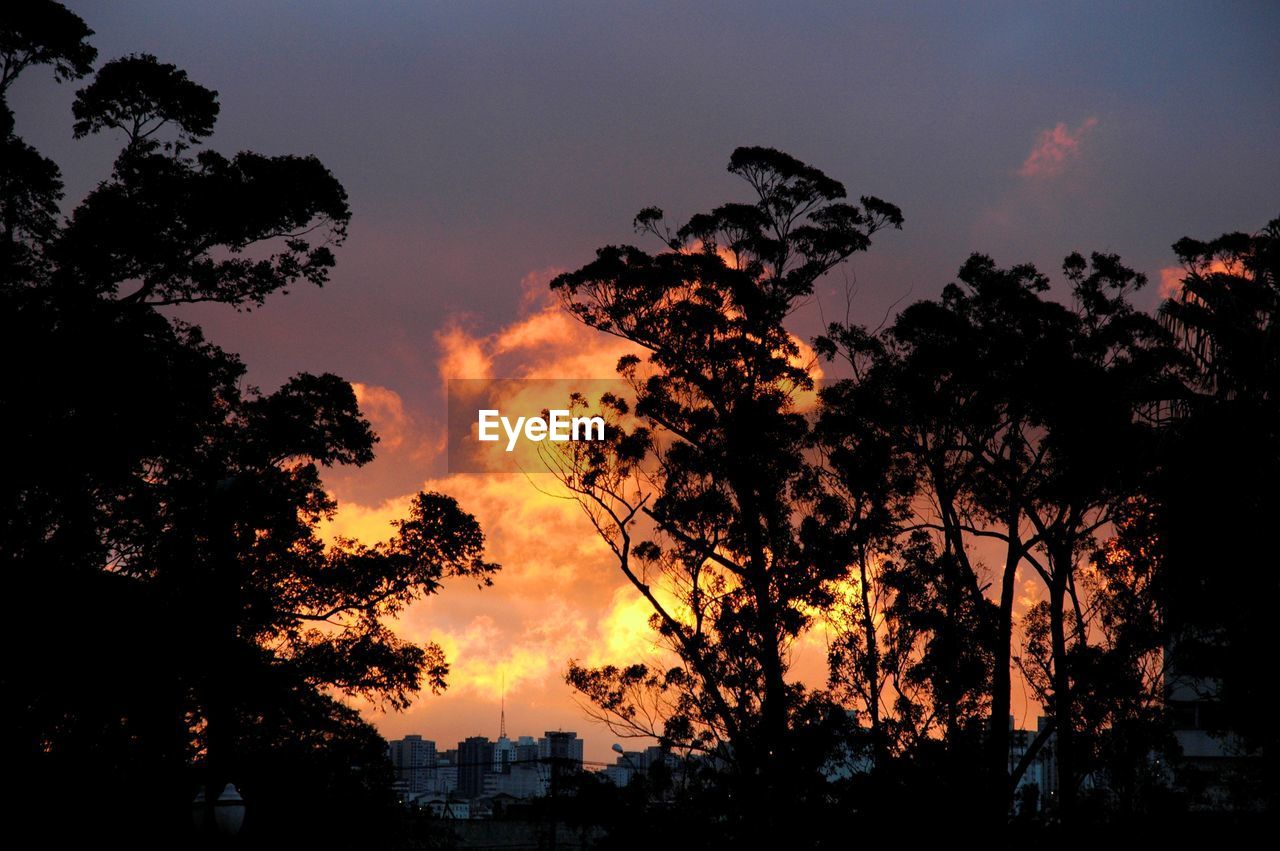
[603,763,632,787]
[1006,715,1060,813]
[538,731,584,767]
[484,763,547,798]
[1164,649,1250,808]
[458,736,495,798]
[606,745,683,788]
[433,756,459,796]
[515,735,539,765]
[641,745,678,772]
[605,750,644,787]
[494,735,516,773]
[387,735,436,795]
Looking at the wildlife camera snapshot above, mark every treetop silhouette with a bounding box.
[1,4,496,841]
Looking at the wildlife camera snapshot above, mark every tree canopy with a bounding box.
[1,5,496,842]
[549,143,1277,835]
[548,145,901,843]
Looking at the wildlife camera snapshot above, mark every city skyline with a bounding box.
[387,728,591,804]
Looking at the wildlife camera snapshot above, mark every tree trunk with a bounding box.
[733,471,788,844]
[858,551,884,768]
[1048,551,1075,817]
[988,523,1022,822]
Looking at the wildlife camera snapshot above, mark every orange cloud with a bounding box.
[1157,258,1238,299]
[438,283,635,384]
[1019,116,1098,178]
[436,324,494,381]
[352,382,411,452]
[328,279,648,755]
[336,268,844,757]
[341,382,445,488]
[519,266,568,311]
[1157,267,1182,299]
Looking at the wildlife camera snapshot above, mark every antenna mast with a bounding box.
[499,672,507,739]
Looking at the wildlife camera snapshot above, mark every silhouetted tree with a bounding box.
[817,294,999,794]
[0,1,94,277]
[546,146,901,842]
[977,251,1168,817]
[0,0,95,112]
[1156,218,1280,808]
[0,6,497,841]
[819,249,1172,821]
[1078,497,1175,816]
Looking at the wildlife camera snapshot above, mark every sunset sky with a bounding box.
[13,1,1280,763]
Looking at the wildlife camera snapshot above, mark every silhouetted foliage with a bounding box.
[548,146,901,843]
[0,5,495,842]
[1156,218,1280,809]
[72,53,219,144]
[0,0,95,95]
[816,247,1177,822]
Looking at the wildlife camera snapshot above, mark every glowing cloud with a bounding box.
[335,267,845,757]
[436,324,494,381]
[353,383,410,450]
[329,275,646,754]
[1157,258,1238,299]
[1019,116,1098,178]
